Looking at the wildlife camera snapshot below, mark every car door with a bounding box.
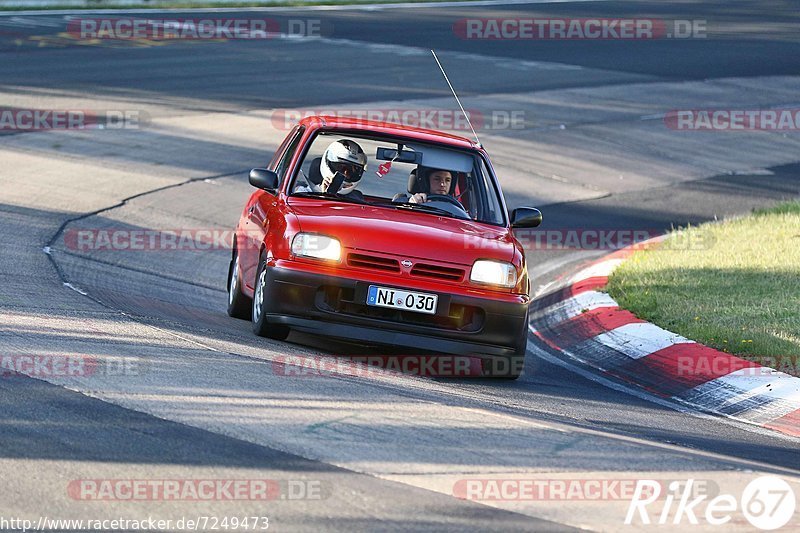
[242,126,305,289]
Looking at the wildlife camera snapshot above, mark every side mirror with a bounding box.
[511,207,542,228]
[249,168,279,192]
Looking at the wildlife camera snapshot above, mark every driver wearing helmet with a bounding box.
[409,167,454,204]
[298,139,367,200]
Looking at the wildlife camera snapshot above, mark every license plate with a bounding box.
[367,285,437,315]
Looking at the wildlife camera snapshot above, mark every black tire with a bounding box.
[227,246,251,319]
[252,251,291,341]
[482,306,529,379]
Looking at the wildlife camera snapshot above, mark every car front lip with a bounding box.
[258,262,529,357]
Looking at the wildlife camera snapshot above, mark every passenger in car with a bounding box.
[295,139,367,202]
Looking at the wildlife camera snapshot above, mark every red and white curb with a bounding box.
[530,244,800,438]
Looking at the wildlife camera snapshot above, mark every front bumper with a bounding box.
[260,265,529,357]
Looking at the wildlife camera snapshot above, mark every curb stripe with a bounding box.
[593,323,693,360]
[531,290,617,323]
[682,369,800,420]
[639,343,758,389]
[547,307,644,346]
[566,337,650,379]
[531,237,800,438]
[765,409,800,437]
[531,275,608,311]
[569,259,624,284]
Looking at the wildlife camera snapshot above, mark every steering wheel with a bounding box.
[424,194,470,219]
[427,194,465,209]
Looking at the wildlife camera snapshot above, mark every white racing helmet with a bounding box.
[320,139,367,194]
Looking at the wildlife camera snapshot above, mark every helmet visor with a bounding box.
[330,161,364,181]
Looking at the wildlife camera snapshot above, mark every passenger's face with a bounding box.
[428,171,452,195]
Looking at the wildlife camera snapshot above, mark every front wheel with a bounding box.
[227,247,251,319]
[252,252,291,341]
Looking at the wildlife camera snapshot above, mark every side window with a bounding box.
[274,127,305,184]
[473,157,505,226]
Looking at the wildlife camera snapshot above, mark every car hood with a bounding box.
[288,199,515,265]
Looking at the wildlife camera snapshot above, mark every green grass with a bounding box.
[0,0,472,11]
[606,200,800,375]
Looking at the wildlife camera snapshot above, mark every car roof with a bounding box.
[297,115,479,150]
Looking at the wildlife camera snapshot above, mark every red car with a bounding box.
[227,116,541,378]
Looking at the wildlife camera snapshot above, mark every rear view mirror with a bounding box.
[377,147,422,164]
[249,168,279,192]
[511,207,542,228]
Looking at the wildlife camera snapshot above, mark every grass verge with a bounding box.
[606,200,800,375]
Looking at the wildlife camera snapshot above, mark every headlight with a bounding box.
[291,233,341,261]
[470,260,517,288]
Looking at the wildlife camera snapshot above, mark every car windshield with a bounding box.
[288,132,506,225]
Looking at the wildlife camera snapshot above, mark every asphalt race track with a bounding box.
[1,0,799,530]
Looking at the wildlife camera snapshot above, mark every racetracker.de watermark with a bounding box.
[465,228,714,251]
[676,354,800,378]
[272,355,486,378]
[65,228,714,253]
[453,478,718,501]
[64,228,341,254]
[64,228,240,252]
[0,108,147,132]
[68,479,330,501]
[453,18,707,40]
[665,108,800,130]
[0,354,148,378]
[269,108,527,131]
[67,17,329,40]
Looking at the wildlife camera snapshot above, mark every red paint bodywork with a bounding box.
[234,115,530,330]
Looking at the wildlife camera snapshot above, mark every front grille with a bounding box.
[317,285,483,332]
[410,262,464,282]
[348,253,400,272]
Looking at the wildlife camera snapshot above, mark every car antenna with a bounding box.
[431,49,481,148]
